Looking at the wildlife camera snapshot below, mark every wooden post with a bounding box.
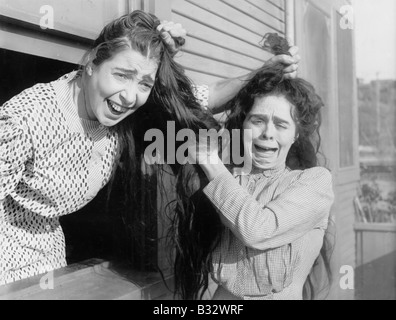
[285,0,295,45]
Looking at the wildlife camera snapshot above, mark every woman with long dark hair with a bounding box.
[0,10,197,285]
[176,36,335,300]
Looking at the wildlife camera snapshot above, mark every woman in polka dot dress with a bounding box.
[0,10,300,285]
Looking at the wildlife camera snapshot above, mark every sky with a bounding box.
[353,0,396,81]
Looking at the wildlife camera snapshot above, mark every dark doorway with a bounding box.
[0,49,77,104]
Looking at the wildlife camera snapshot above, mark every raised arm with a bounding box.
[207,47,300,114]
[157,21,301,114]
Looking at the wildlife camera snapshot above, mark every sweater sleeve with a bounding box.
[0,115,32,201]
[203,167,334,250]
[191,84,209,111]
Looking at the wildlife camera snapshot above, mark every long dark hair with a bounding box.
[84,11,221,299]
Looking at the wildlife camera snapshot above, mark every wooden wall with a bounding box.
[0,0,286,85]
[167,0,286,85]
[0,0,140,63]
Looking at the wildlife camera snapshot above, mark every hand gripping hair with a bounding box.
[261,32,292,56]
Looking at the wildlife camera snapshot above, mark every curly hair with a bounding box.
[224,63,324,170]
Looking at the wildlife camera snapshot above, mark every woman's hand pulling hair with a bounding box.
[264,46,300,79]
[261,33,301,79]
[157,20,187,54]
[185,129,232,181]
[186,133,220,166]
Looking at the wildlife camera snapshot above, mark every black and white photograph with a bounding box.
[0,0,395,303]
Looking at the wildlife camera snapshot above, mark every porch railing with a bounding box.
[354,222,396,300]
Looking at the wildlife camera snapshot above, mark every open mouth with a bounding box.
[254,145,279,153]
[106,99,133,115]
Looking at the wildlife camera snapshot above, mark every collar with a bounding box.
[253,163,287,178]
[233,163,287,179]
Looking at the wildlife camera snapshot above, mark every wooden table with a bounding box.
[0,259,174,300]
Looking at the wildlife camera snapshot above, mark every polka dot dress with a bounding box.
[0,73,209,286]
[0,72,118,285]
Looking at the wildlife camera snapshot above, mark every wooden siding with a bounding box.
[0,0,143,64]
[0,0,128,39]
[170,0,286,85]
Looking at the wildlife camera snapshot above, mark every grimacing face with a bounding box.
[84,47,159,127]
[243,95,298,171]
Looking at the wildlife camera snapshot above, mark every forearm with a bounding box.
[203,168,334,250]
[203,170,286,249]
[207,50,299,114]
[207,71,255,114]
